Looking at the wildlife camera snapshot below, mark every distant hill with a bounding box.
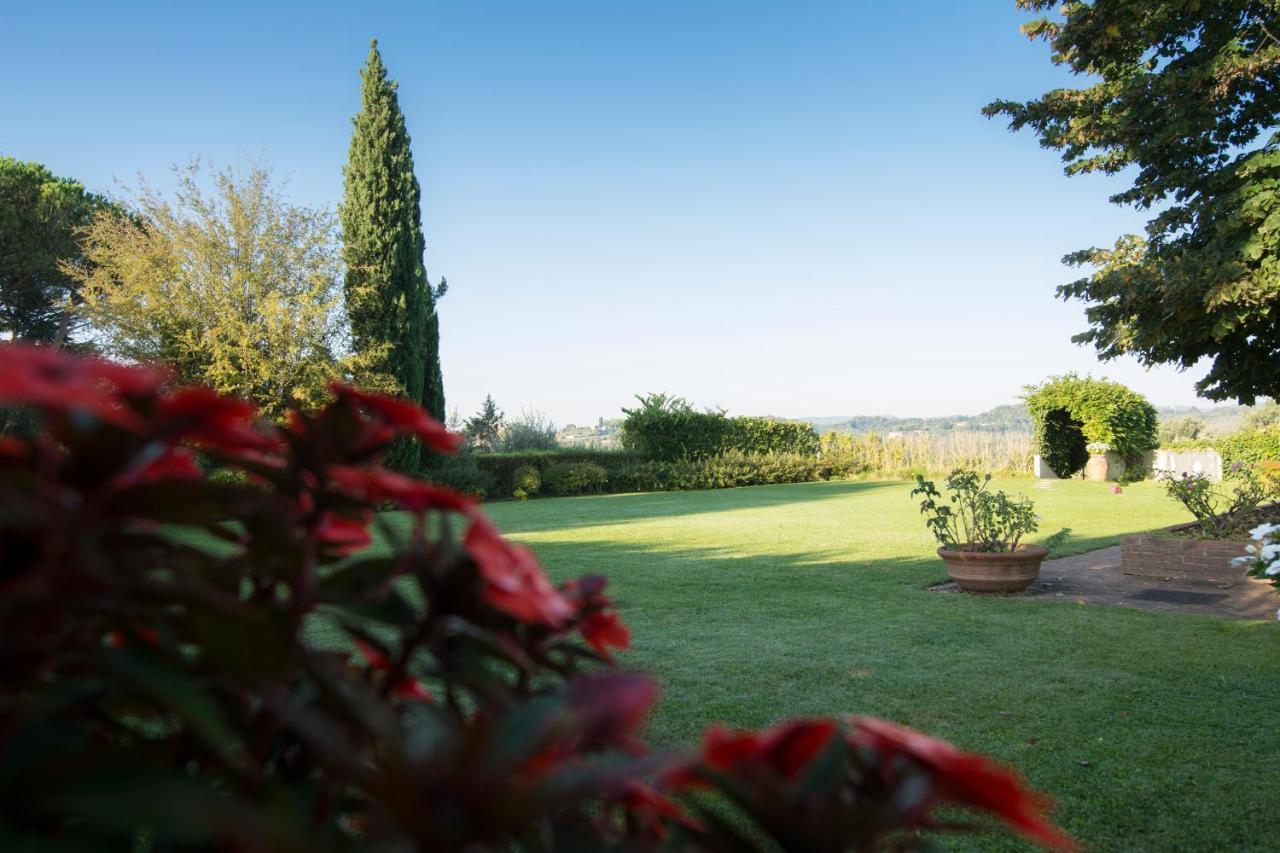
[798,404,1032,434]
[798,402,1255,436]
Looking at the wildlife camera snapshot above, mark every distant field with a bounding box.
[457,478,1280,851]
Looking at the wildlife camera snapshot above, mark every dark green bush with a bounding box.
[470,450,643,499]
[620,393,730,461]
[543,461,609,496]
[423,451,499,498]
[512,463,541,499]
[610,459,672,493]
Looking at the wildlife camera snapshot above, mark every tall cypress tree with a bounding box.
[341,39,445,468]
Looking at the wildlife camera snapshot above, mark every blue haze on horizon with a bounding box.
[1,1,1222,425]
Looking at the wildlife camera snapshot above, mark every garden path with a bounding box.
[932,546,1276,620]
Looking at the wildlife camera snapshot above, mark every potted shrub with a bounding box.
[912,469,1070,593]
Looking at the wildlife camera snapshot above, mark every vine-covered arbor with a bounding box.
[1024,375,1158,478]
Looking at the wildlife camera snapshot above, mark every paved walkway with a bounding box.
[932,546,1277,620]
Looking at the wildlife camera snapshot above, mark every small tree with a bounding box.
[1244,401,1280,431]
[498,409,559,451]
[71,163,377,420]
[464,394,505,451]
[0,156,113,344]
[1159,415,1206,445]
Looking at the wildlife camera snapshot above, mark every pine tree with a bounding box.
[341,39,446,469]
[464,395,504,453]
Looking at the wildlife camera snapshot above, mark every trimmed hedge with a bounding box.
[728,417,820,456]
[620,394,817,462]
[543,461,609,496]
[461,448,828,499]
[469,450,645,499]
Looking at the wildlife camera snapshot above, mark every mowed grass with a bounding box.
[461,478,1280,851]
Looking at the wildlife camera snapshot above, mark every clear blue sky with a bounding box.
[2,1,1216,425]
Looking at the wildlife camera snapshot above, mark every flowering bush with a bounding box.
[1233,522,1280,621]
[1159,463,1273,538]
[913,469,1070,553]
[0,344,1075,851]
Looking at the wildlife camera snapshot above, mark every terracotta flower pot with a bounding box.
[1084,454,1109,482]
[937,544,1049,593]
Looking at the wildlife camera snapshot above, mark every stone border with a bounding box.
[1120,521,1248,584]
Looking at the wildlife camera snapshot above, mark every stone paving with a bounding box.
[931,545,1277,620]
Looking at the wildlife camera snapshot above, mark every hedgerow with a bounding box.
[620,393,817,461]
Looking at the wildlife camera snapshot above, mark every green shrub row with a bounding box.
[594,451,829,493]
[1164,427,1280,467]
[619,394,817,462]
[1217,427,1280,466]
[426,450,645,499]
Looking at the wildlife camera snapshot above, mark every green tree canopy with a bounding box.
[341,39,446,460]
[0,156,113,344]
[986,2,1280,404]
[1024,374,1159,476]
[71,163,375,420]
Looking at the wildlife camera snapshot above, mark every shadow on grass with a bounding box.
[483,479,908,534]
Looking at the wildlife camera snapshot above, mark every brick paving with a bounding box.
[931,545,1277,620]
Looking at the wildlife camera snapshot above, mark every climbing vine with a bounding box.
[1024,375,1158,478]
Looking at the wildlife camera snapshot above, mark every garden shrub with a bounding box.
[620,393,818,461]
[1024,374,1158,477]
[470,450,642,498]
[422,448,498,497]
[543,461,609,495]
[660,450,827,491]
[610,459,672,493]
[1160,464,1276,538]
[726,416,820,455]
[512,463,541,499]
[1217,426,1280,467]
[0,344,1075,852]
[620,393,732,461]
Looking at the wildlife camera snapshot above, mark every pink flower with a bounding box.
[133,447,202,483]
[1111,485,1123,494]
[851,716,1077,851]
[315,511,373,555]
[156,387,281,453]
[326,465,477,514]
[330,384,461,453]
[579,610,631,659]
[0,344,167,430]
[666,718,839,789]
[464,519,573,626]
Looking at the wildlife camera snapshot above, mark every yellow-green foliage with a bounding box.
[70,163,391,420]
[819,430,1033,478]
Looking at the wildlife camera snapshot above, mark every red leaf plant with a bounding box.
[0,343,1075,852]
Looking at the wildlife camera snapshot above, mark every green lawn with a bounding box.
[471,478,1280,851]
